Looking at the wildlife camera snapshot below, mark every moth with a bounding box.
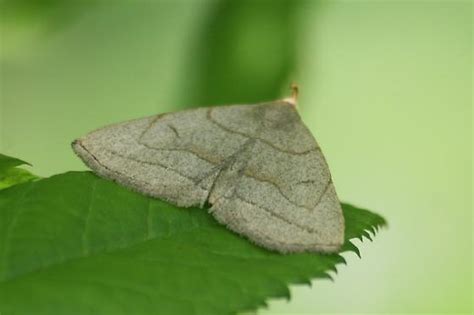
[72,87,345,253]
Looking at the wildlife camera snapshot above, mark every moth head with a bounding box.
[281,83,298,108]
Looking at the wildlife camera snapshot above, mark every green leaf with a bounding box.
[0,153,31,171]
[0,171,386,315]
[0,153,38,190]
[181,0,299,108]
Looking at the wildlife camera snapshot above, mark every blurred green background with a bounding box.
[0,0,471,314]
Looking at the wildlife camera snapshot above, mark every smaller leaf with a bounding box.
[0,153,38,190]
[0,153,31,170]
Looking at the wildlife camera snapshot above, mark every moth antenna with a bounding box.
[283,83,298,108]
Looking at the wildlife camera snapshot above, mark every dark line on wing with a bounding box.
[77,142,118,176]
[167,124,180,138]
[313,178,333,209]
[234,193,321,235]
[206,108,317,156]
[137,141,222,166]
[106,149,198,183]
[138,114,165,141]
[297,179,316,185]
[242,171,313,211]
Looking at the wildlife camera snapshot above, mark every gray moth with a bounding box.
[72,93,345,253]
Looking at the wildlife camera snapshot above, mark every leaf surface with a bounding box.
[0,171,386,315]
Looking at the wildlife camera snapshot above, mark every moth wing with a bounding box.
[72,107,249,207]
[206,102,345,253]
